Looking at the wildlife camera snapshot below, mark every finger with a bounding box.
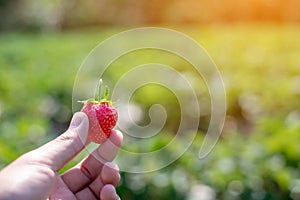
[61,167,90,193]
[75,187,98,200]
[101,162,120,187]
[88,162,120,196]
[49,176,77,200]
[100,184,120,200]
[61,130,123,192]
[36,112,89,171]
[80,130,123,180]
[87,173,104,197]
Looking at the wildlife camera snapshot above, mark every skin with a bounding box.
[0,112,123,200]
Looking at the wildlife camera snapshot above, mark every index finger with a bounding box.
[61,130,123,192]
[82,130,123,178]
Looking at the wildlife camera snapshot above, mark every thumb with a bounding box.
[36,112,89,171]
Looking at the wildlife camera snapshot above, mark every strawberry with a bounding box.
[79,79,118,144]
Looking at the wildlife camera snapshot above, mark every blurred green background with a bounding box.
[1,0,300,199]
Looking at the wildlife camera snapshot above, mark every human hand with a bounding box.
[0,112,123,200]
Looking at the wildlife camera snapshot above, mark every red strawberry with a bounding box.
[79,80,118,144]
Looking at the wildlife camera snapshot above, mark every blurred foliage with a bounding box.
[0,24,300,200]
[1,0,300,30]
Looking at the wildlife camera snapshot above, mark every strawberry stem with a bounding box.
[98,79,103,101]
[79,78,113,104]
[103,86,109,101]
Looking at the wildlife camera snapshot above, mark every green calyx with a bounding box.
[78,79,113,105]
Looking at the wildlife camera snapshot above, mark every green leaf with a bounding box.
[103,86,109,101]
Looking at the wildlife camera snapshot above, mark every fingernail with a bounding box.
[70,112,84,129]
